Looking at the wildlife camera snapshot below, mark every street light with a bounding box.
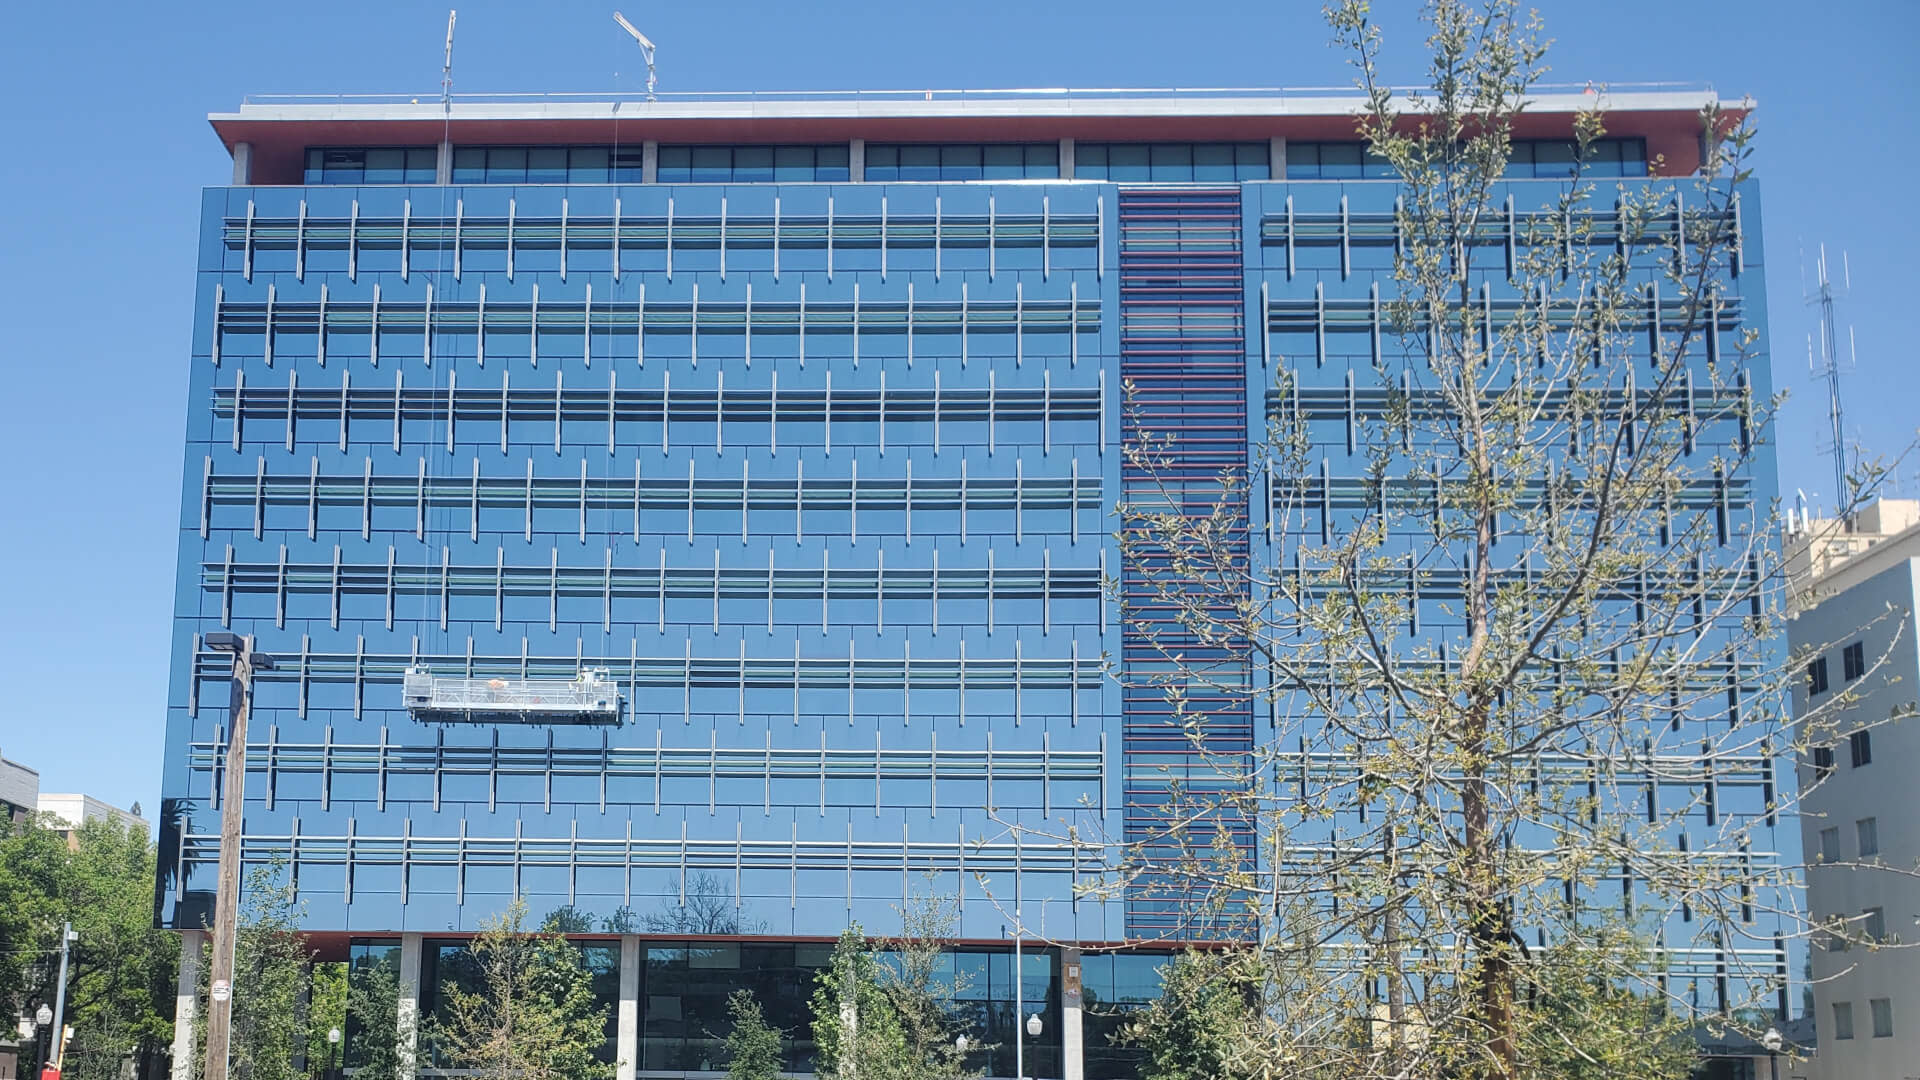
[328,1026,342,1080]
[33,1005,52,1079]
[201,632,274,1080]
[1761,1026,1784,1080]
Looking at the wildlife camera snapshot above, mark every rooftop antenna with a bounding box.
[613,11,657,101]
[441,10,458,109]
[1805,243,1855,524]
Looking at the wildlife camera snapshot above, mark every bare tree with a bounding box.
[995,2,1920,1077]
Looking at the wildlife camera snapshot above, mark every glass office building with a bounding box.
[159,87,1783,1078]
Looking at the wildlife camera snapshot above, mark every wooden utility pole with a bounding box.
[203,634,269,1080]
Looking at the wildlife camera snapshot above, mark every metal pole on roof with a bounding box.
[441,10,457,109]
[613,12,658,102]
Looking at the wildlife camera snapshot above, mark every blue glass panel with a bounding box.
[451,148,485,183]
[864,144,899,182]
[941,144,984,181]
[690,147,731,183]
[405,147,438,183]
[527,146,569,183]
[733,146,775,183]
[1104,144,1149,182]
[656,146,692,183]
[982,144,1024,179]
[773,146,814,182]
[898,145,940,181]
[1192,142,1235,181]
[1148,142,1192,181]
[1319,142,1363,178]
[568,146,610,182]
[486,147,527,184]
[363,149,405,184]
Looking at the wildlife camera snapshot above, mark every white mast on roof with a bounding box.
[442,10,457,108]
[613,11,658,102]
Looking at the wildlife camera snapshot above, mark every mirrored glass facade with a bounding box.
[162,91,1782,1077]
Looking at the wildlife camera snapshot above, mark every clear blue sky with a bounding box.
[1,0,1914,815]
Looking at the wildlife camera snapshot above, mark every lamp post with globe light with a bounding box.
[34,1005,52,1079]
[1762,1026,1784,1080]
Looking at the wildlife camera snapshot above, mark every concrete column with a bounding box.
[1269,136,1288,180]
[436,141,453,185]
[1059,138,1075,180]
[616,936,640,1080]
[231,143,253,186]
[170,930,205,1080]
[396,933,424,1080]
[1061,948,1084,1080]
[641,140,659,184]
[850,138,866,183]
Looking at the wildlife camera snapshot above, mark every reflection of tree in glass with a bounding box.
[541,905,597,934]
[344,948,402,1080]
[630,874,767,935]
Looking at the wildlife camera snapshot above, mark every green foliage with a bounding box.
[427,898,613,1080]
[344,949,403,1080]
[1122,953,1246,1080]
[873,889,975,1080]
[808,925,905,1080]
[1515,932,1695,1080]
[305,963,347,1076]
[0,815,179,1080]
[188,861,317,1080]
[809,891,981,1080]
[722,991,784,1080]
[1117,932,1695,1080]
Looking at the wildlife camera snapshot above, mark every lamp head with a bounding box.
[1025,1012,1042,1037]
[35,1004,52,1026]
[204,631,242,653]
[1762,1026,1784,1051]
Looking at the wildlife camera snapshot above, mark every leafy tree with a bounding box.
[305,962,346,1078]
[0,813,70,1022]
[722,991,784,1080]
[343,949,402,1080]
[0,815,178,1080]
[808,925,905,1080]
[428,898,612,1080]
[1515,930,1695,1079]
[1121,928,1692,1080]
[810,890,981,1080]
[1120,952,1253,1080]
[874,888,975,1080]
[191,861,316,1080]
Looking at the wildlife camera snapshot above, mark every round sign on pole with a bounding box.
[211,980,231,1003]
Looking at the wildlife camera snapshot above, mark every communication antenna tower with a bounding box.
[441,11,458,108]
[1805,243,1855,521]
[613,11,658,101]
